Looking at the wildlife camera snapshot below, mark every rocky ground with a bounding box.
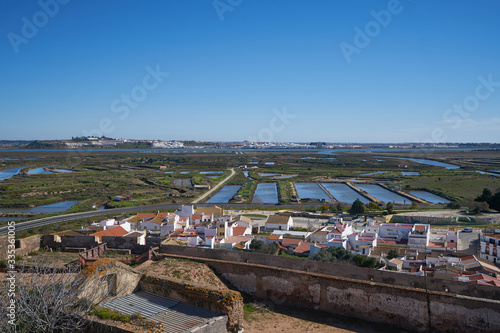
[134,257,228,290]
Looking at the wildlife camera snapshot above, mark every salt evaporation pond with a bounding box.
[28,166,54,175]
[0,167,25,181]
[359,171,390,176]
[355,184,410,204]
[321,183,370,204]
[206,185,241,203]
[409,190,450,204]
[252,183,279,204]
[401,172,420,176]
[294,183,330,201]
[0,200,80,214]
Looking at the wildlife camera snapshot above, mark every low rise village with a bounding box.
[46,205,500,287]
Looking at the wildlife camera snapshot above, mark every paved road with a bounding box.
[192,168,235,204]
[0,202,319,236]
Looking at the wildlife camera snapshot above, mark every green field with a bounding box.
[1,149,499,220]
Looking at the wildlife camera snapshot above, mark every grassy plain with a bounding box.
[1,149,499,220]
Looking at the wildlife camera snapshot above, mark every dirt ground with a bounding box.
[134,257,228,290]
[22,249,79,268]
[242,303,402,333]
[395,209,499,219]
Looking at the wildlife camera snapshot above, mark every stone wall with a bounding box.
[61,235,99,249]
[163,253,500,333]
[0,234,41,260]
[102,236,138,250]
[139,275,243,333]
[15,235,41,257]
[41,234,62,249]
[159,245,500,301]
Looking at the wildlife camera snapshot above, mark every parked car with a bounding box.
[462,227,473,233]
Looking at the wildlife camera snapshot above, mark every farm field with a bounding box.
[0,149,499,223]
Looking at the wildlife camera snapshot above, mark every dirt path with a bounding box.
[192,168,235,203]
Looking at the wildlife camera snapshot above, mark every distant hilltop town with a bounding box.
[1,137,499,150]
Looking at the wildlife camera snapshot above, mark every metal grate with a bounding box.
[101,290,222,332]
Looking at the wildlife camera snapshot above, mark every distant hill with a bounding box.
[114,142,153,149]
[25,140,66,149]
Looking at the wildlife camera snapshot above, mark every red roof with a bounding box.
[282,238,302,246]
[330,227,344,234]
[90,225,128,241]
[232,225,247,236]
[137,213,156,219]
[294,242,313,254]
[415,225,426,231]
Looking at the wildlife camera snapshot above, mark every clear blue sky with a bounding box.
[1,0,499,143]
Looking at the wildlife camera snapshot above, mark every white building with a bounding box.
[265,215,293,231]
[480,233,500,265]
[407,224,430,250]
[175,205,195,219]
[378,223,413,241]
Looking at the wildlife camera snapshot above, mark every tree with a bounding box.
[387,249,399,260]
[472,201,490,214]
[386,202,395,214]
[446,202,460,209]
[250,239,264,251]
[475,188,493,203]
[411,201,418,209]
[349,199,365,215]
[320,204,330,213]
[489,192,500,212]
[0,260,122,333]
[366,202,381,211]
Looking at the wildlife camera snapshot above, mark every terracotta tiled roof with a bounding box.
[282,238,301,246]
[149,216,164,225]
[90,225,128,241]
[137,213,157,219]
[294,242,313,254]
[232,225,247,236]
[225,236,252,244]
[266,215,290,225]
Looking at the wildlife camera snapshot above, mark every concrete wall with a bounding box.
[164,253,500,333]
[139,275,243,333]
[159,245,500,301]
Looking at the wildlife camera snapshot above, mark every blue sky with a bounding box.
[1,0,499,143]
